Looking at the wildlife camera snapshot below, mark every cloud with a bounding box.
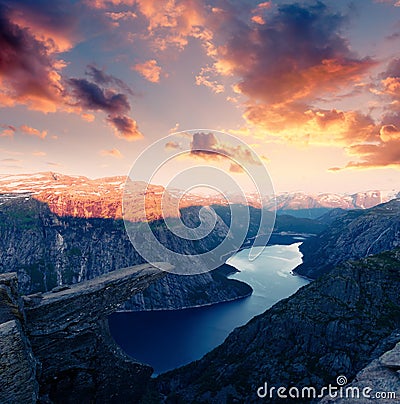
[0,3,65,112]
[329,124,400,170]
[32,151,46,156]
[190,132,261,166]
[68,78,131,114]
[1,158,22,163]
[374,0,400,6]
[46,161,63,167]
[20,124,47,139]
[204,2,377,147]
[106,115,143,140]
[0,3,143,140]
[165,140,180,150]
[89,0,135,9]
[68,74,142,140]
[195,67,224,94]
[244,105,379,146]
[86,64,133,95]
[168,123,180,134]
[229,163,245,173]
[99,148,123,158]
[0,125,16,137]
[133,59,162,83]
[105,11,137,25]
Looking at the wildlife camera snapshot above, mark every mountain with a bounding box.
[294,199,400,279]
[156,248,400,403]
[0,173,398,218]
[0,196,256,313]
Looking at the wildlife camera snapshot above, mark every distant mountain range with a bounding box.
[0,172,398,219]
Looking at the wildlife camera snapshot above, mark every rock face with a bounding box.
[125,264,252,311]
[156,248,400,403]
[0,197,253,311]
[0,263,166,403]
[0,273,38,404]
[294,199,400,279]
[320,335,400,403]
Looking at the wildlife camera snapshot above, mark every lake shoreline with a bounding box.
[116,234,310,313]
[109,242,309,375]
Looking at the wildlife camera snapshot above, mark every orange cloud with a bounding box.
[229,163,245,173]
[32,151,47,157]
[165,141,180,150]
[329,123,400,170]
[20,125,47,139]
[190,132,261,166]
[0,4,143,141]
[0,125,16,137]
[244,104,379,146]
[89,0,135,8]
[132,0,209,51]
[99,148,124,158]
[107,115,143,141]
[251,15,265,24]
[133,59,162,83]
[195,67,224,94]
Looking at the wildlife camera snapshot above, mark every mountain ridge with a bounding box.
[0,172,398,219]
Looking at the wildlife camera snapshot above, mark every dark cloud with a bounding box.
[190,132,261,166]
[0,1,142,140]
[218,2,374,105]
[86,64,134,95]
[106,115,143,140]
[69,72,142,140]
[0,3,63,110]
[68,78,131,114]
[210,1,376,147]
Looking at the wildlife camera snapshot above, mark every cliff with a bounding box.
[294,199,400,279]
[0,263,166,403]
[0,197,252,310]
[156,248,400,403]
[320,333,400,403]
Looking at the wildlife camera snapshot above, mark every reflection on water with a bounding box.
[108,243,309,375]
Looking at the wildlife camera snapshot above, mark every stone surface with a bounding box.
[0,320,38,404]
[320,339,400,403]
[0,273,38,404]
[23,262,167,403]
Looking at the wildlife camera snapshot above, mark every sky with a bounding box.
[0,0,400,193]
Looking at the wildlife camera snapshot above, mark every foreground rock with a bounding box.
[0,263,167,403]
[156,248,400,403]
[320,335,400,403]
[0,273,38,403]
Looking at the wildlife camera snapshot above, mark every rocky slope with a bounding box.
[0,196,255,311]
[294,199,400,279]
[156,248,400,403]
[320,333,400,403]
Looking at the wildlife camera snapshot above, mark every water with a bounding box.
[108,243,309,375]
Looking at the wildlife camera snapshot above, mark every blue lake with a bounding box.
[108,243,309,375]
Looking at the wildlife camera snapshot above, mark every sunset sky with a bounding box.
[0,0,400,193]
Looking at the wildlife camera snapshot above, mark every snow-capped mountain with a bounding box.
[0,172,398,219]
